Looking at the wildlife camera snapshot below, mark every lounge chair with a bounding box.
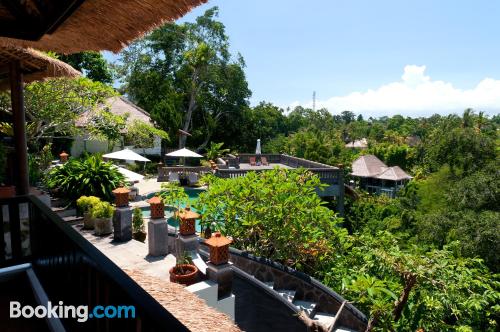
[168,172,180,183]
[188,172,199,186]
[261,156,269,166]
[249,156,256,166]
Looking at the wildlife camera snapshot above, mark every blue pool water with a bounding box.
[142,188,204,232]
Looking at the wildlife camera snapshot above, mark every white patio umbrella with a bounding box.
[103,148,150,162]
[255,139,262,155]
[166,148,203,158]
[115,166,144,183]
[166,147,203,166]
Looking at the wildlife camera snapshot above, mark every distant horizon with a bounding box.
[106,0,500,118]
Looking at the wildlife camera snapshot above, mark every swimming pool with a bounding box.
[142,188,205,232]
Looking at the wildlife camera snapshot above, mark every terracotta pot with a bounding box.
[133,231,146,243]
[169,264,198,285]
[94,217,113,236]
[82,212,95,230]
[0,186,15,199]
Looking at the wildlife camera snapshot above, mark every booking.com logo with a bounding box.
[10,301,135,322]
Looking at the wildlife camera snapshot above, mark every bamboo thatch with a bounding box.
[0,0,208,54]
[0,46,80,90]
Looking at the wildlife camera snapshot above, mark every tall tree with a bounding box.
[59,52,113,84]
[117,7,251,150]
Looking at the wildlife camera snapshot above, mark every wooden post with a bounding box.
[9,60,29,195]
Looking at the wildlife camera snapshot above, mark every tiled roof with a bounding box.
[351,155,411,181]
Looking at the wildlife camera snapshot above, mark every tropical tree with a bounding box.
[117,7,251,150]
[59,52,113,84]
[124,119,169,150]
[205,142,229,161]
[0,77,115,148]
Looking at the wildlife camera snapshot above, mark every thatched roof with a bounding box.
[0,46,80,90]
[125,269,241,332]
[351,155,412,181]
[76,96,151,127]
[0,0,208,54]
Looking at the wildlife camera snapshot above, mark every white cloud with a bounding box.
[298,65,500,117]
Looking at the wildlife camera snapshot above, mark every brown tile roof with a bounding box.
[124,269,240,332]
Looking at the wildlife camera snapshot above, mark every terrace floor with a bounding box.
[238,163,292,170]
[74,225,240,332]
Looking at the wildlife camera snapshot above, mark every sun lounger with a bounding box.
[261,156,269,166]
[188,172,199,186]
[249,156,256,166]
[168,172,180,183]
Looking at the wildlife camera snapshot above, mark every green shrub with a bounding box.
[76,196,101,214]
[46,155,124,201]
[91,201,114,219]
[132,207,144,233]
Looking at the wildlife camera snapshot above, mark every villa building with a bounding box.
[71,96,162,157]
[350,155,412,198]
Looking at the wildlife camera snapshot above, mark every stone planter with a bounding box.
[0,185,15,199]
[83,211,95,229]
[94,217,112,236]
[169,264,198,285]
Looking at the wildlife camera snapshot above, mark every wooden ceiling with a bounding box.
[0,0,85,40]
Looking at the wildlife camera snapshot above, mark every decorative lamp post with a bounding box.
[176,206,200,236]
[59,151,69,163]
[148,196,164,219]
[205,232,232,265]
[112,187,130,207]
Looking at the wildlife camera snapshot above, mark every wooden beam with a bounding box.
[9,60,29,195]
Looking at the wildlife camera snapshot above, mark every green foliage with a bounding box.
[28,143,54,185]
[76,196,101,214]
[0,78,115,147]
[117,7,251,150]
[158,183,189,211]
[368,143,417,170]
[87,109,127,151]
[46,155,124,201]
[196,168,346,272]
[132,207,145,233]
[91,201,114,219]
[322,232,500,331]
[124,119,169,149]
[59,52,114,84]
[205,142,229,160]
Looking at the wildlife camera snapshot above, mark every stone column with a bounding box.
[112,187,132,242]
[205,232,233,299]
[147,196,169,256]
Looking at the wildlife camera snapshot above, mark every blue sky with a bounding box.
[107,0,500,117]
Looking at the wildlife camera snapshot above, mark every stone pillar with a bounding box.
[113,207,132,241]
[205,232,233,299]
[148,218,169,256]
[147,196,169,256]
[176,234,199,254]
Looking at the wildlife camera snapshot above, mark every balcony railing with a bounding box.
[0,195,188,331]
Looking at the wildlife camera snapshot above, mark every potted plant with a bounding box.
[92,201,114,236]
[132,207,146,242]
[0,141,15,199]
[169,251,198,286]
[77,196,101,229]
